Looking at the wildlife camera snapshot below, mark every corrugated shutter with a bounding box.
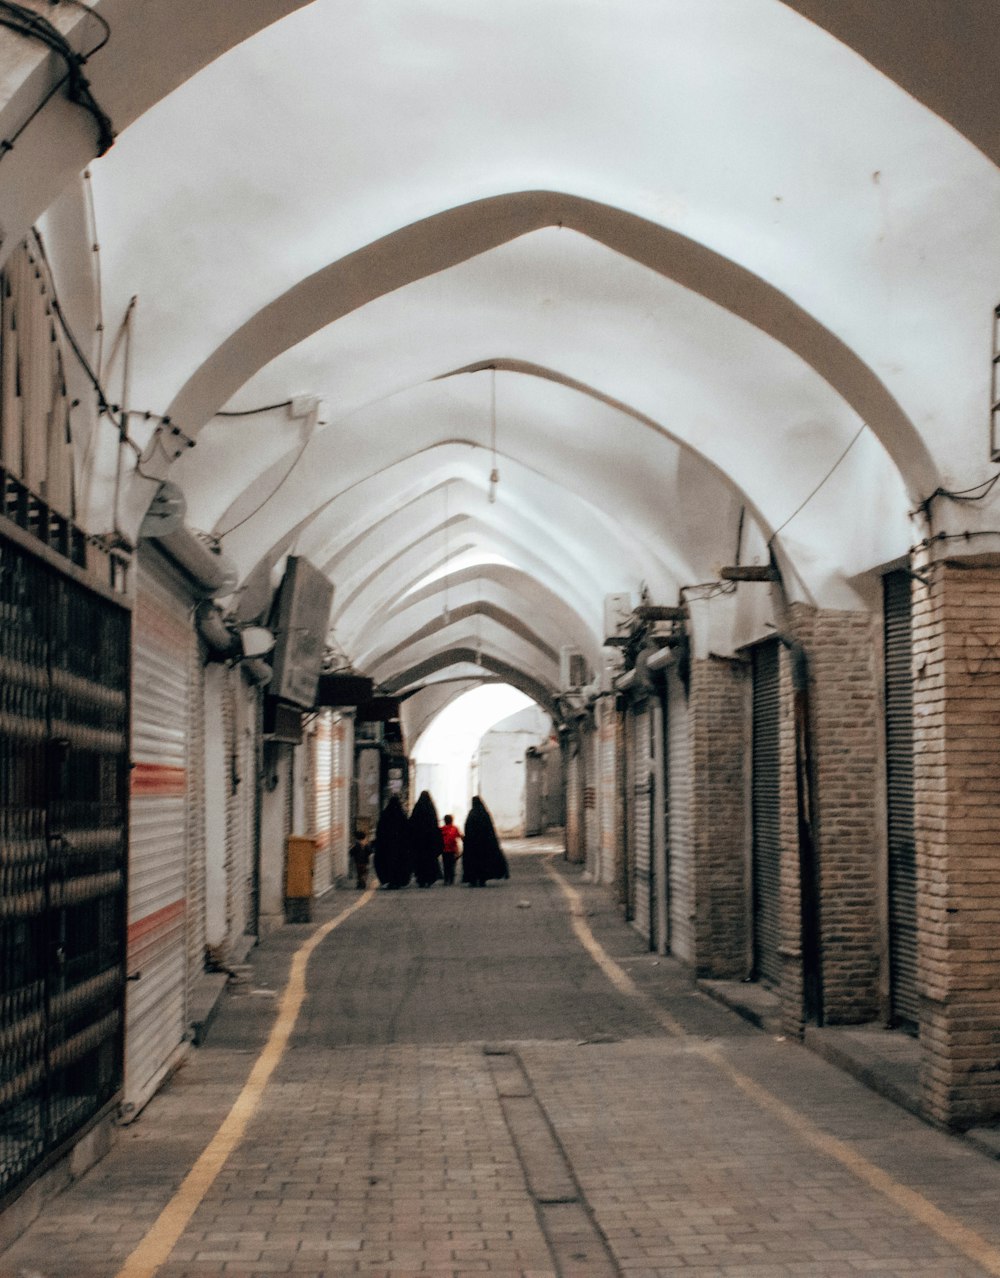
[126,548,192,1117]
[311,713,333,896]
[630,702,652,943]
[565,737,582,863]
[884,571,918,1028]
[186,636,206,990]
[223,669,248,946]
[752,640,782,987]
[330,712,353,883]
[667,670,694,963]
[584,724,599,878]
[598,698,618,886]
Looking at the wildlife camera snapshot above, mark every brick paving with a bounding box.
[4,842,1000,1275]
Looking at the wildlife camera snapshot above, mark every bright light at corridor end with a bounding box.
[411,684,533,818]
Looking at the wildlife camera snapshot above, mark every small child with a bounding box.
[440,815,462,886]
[349,828,372,890]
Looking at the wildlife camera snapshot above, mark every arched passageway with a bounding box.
[2,0,1000,1240]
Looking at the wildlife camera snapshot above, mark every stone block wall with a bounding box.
[912,556,1000,1128]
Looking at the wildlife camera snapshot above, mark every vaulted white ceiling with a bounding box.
[10,0,1000,717]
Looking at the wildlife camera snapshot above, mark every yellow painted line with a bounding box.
[544,859,1000,1277]
[114,888,375,1278]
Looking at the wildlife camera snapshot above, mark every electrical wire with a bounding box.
[770,422,868,542]
[216,437,312,539]
[0,1,114,158]
[216,400,293,418]
[912,472,1000,520]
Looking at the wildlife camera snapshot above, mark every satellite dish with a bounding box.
[139,481,186,538]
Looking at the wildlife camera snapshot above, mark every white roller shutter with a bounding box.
[667,670,694,963]
[330,711,353,883]
[311,712,333,896]
[125,548,194,1118]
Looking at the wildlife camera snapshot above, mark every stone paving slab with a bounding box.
[4,849,1000,1277]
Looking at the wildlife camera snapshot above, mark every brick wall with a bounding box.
[912,556,1000,1128]
[688,656,748,978]
[806,607,882,1024]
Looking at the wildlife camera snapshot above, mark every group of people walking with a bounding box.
[350,792,510,890]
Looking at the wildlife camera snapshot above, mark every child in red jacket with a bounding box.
[440,815,462,885]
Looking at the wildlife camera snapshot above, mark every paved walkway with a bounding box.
[5,841,1000,1276]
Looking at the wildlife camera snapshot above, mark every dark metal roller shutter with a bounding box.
[565,737,582,863]
[884,571,918,1029]
[752,640,782,987]
[631,703,652,943]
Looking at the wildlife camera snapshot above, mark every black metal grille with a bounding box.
[0,529,128,1199]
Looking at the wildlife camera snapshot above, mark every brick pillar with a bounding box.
[806,608,881,1024]
[913,557,1000,1128]
[776,605,882,1035]
[689,656,748,978]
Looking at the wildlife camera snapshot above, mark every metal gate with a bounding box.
[0,529,128,1199]
[883,571,918,1029]
[752,640,782,987]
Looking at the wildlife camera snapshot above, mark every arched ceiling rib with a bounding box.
[362,601,557,675]
[385,650,557,720]
[778,1,1000,168]
[166,192,932,494]
[12,0,999,727]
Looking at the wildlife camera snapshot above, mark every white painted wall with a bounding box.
[474,705,552,836]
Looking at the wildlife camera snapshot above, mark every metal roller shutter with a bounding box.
[584,724,599,878]
[630,702,652,944]
[564,736,582,863]
[330,712,353,883]
[752,640,782,987]
[311,713,333,896]
[883,571,918,1029]
[598,698,618,886]
[667,670,694,964]
[125,548,193,1118]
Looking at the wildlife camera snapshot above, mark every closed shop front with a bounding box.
[883,571,918,1029]
[667,669,694,964]
[126,547,196,1117]
[628,699,653,944]
[751,640,782,987]
[330,711,353,883]
[310,712,333,896]
[564,733,583,863]
[597,697,619,887]
[584,721,599,878]
[0,529,129,1198]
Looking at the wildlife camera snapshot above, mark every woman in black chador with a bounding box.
[461,796,509,887]
[409,790,443,887]
[373,794,412,888]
